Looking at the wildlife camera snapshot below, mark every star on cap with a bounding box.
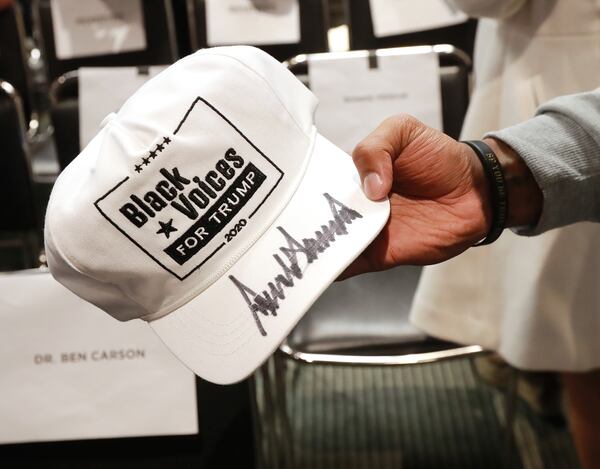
[163,136,171,145]
[149,149,157,159]
[156,219,178,239]
[134,164,143,173]
[156,143,165,152]
[142,156,151,166]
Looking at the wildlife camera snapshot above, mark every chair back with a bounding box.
[187,0,329,62]
[287,45,471,140]
[33,0,178,81]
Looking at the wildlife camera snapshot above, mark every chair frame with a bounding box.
[284,43,472,82]
[0,80,39,268]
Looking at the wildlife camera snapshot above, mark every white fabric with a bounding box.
[45,46,390,384]
[411,0,600,371]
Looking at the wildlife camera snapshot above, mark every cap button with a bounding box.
[100,112,118,129]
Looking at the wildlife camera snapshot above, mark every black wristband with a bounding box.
[462,140,508,246]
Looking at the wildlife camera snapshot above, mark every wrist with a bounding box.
[482,137,543,228]
[463,140,508,245]
[462,142,493,241]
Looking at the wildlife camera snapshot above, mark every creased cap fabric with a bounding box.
[45,46,390,384]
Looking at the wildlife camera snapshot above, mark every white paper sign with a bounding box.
[79,66,166,149]
[50,0,147,59]
[369,0,468,37]
[309,51,442,154]
[0,270,198,444]
[205,0,300,46]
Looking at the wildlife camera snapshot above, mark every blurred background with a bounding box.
[0,1,588,468]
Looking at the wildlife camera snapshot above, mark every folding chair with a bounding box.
[0,3,36,126]
[43,0,179,170]
[186,0,329,62]
[0,80,39,270]
[346,0,477,59]
[252,45,519,468]
[286,44,471,139]
[32,0,179,82]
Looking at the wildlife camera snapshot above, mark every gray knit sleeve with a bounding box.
[486,89,600,236]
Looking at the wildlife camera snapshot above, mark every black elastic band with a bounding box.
[463,140,508,246]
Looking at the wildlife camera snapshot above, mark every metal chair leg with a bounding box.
[274,351,296,469]
[249,374,266,469]
[503,367,519,469]
[260,361,280,468]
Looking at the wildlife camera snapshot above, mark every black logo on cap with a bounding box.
[94,97,284,280]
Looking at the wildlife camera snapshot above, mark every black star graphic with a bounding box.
[142,156,151,166]
[156,143,165,152]
[163,136,171,145]
[156,219,177,239]
[149,149,157,159]
[134,164,143,173]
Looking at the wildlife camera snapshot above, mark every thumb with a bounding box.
[351,138,393,201]
[351,114,421,200]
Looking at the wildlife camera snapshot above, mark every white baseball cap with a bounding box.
[44,46,389,384]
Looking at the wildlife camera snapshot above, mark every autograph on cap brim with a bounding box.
[229,193,363,336]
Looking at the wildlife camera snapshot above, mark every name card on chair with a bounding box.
[50,0,147,59]
[309,51,442,154]
[79,66,166,149]
[0,270,197,444]
[205,0,300,46]
[369,0,468,37]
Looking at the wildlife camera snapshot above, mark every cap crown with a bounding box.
[45,47,318,322]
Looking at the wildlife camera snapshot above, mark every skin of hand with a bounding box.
[341,114,493,279]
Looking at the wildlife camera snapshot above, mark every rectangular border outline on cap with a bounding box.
[94,96,284,281]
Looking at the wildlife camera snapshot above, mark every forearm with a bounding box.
[447,0,527,19]
[485,89,600,235]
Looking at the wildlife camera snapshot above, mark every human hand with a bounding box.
[342,115,492,278]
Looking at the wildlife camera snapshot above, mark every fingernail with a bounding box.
[363,172,383,200]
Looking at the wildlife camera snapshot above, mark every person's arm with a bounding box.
[342,88,600,278]
[487,90,600,234]
[447,0,527,19]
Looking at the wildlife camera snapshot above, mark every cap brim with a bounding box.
[149,134,389,384]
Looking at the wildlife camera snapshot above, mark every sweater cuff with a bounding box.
[487,112,600,236]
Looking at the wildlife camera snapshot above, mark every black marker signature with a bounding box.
[229,193,363,336]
